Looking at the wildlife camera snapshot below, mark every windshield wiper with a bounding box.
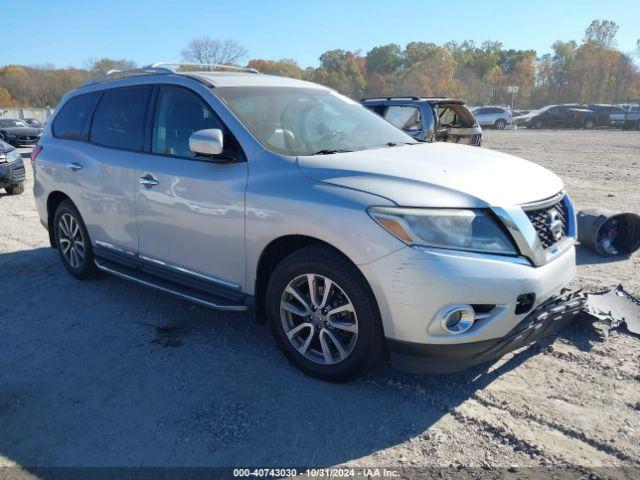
[368,141,417,150]
[311,149,353,155]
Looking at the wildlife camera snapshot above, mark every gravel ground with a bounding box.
[0,131,638,477]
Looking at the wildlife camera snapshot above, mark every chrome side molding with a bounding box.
[94,260,248,312]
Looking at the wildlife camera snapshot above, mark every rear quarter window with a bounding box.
[90,86,152,151]
[52,92,99,140]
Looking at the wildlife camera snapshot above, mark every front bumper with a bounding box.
[361,241,576,345]
[0,157,26,186]
[387,289,585,374]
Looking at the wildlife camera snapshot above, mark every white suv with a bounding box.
[473,106,513,129]
[33,64,580,381]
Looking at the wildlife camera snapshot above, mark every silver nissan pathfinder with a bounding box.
[33,63,581,381]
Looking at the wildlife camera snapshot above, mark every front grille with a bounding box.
[525,199,569,249]
[18,136,38,143]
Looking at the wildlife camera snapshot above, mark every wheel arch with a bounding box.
[46,191,75,248]
[252,235,379,325]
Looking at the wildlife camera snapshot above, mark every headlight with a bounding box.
[0,149,20,164]
[368,207,517,255]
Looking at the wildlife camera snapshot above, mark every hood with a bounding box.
[298,142,563,208]
[0,126,41,136]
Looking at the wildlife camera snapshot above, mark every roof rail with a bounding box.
[84,66,174,86]
[361,96,422,102]
[148,62,260,74]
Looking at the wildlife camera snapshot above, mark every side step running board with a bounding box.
[95,259,249,312]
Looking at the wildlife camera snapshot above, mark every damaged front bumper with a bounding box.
[388,289,586,374]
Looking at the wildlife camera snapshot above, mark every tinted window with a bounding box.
[367,105,387,116]
[53,92,99,140]
[152,86,223,158]
[384,106,421,131]
[90,86,151,150]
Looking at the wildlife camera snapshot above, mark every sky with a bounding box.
[1,0,639,69]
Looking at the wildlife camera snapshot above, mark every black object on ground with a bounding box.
[577,209,640,256]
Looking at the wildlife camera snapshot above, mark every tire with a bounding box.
[494,119,507,130]
[584,119,595,129]
[5,182,24,195]
[534,120,544,129]
[53,200,97,280]
[266,245,384,382]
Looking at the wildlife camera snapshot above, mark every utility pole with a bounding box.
[507,85,519,112]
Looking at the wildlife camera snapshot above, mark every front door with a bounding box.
[134,85,248,290]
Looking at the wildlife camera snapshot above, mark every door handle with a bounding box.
[65,162,83,171]
[138,174,160,187]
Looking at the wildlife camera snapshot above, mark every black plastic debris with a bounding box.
[584,284,640,336]
[577,209,640,256]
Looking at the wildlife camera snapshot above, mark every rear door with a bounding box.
[133,84,248,290]
[50,86,151,256]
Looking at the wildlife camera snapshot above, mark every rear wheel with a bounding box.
[54,200,97,280]
[266,245,384,382]
[494,119,507,130]
[5,182,24,195]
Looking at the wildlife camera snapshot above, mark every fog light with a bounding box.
[440,305,475,334]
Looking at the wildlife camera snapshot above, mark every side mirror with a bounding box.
[189,129,223,157]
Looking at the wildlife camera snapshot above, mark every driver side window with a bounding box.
[152,86,223,158]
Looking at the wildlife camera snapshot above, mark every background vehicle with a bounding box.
[610,103,640,130]
[0,118,43,146]
[586,104,625,127]
[23,118,44,129]
[35,65,577,381]
[516,104,598,129]
[472,106,512,129]
[361,97,483,146]
[0,139,26,195]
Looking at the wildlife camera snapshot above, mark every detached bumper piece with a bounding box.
[388,290,586,374]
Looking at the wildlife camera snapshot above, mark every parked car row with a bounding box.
[0,118,45,147]
[514,103,639,130]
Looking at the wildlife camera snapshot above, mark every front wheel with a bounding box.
[5,182,24,195]
[54,200,98,280]
[266,245,384,382]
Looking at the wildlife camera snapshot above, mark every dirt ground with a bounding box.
[0,130,638,477]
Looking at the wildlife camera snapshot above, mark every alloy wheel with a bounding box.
[58,213,85,269]
[280,273,358,365]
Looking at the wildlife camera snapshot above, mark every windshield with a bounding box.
[215,87,417,156]
[0,119,29,128]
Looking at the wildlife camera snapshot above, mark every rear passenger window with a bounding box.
[368,105,387,116]
[152,86,223,158]
[52,92,99,140]
[384,106,421,131]
[90,86,152,151]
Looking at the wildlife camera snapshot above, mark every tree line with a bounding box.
[1,20,638,109]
